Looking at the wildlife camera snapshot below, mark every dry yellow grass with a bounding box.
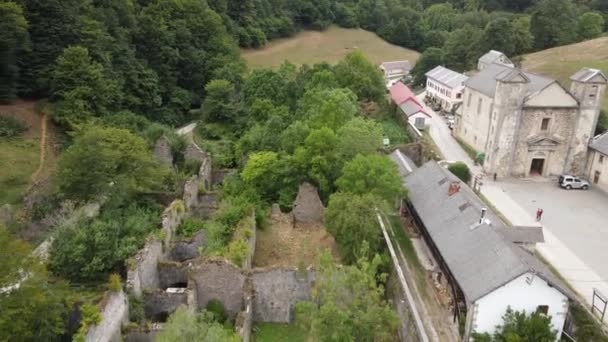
[242,26,420,69]
[521,36,608,112]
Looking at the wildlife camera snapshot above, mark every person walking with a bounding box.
[538,208,544,222]
[536,208,541,221]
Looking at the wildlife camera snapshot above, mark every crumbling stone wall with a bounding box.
[199,154,212,190]
[158,261,189,289]
[127,240,163,296]
[143,289,188,322]
[124,324,163,342]
[251,268,315,323]
[292,182,324,225]
[192,193,219,219]
[161,201,185,251]
[183,176,199,210]
[169,231,206,262]
[190,259,246,319]
[153,136,173,167]
[236,279,254,342]
[184,142,208,163]
[85,291,129,342]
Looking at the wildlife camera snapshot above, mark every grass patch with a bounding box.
[242,26,420,69]
[253,323,308,342]
[522,36,608,113]
[454,136,478,161]
[0,137,39,205]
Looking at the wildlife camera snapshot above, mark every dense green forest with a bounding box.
[1,0,606,127]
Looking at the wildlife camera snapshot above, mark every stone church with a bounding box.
[455,53,607,178]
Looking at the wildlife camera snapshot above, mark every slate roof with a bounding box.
[399,100,430,118]
[465,63,554,98]
[478,50,514,67]
[570,68,608,83]
[589,131,608,155]
[381,60,412,73]
[390,81,420,106]
[404,161,572,303]
[425,66,469,89]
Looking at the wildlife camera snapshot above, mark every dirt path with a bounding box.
[30,111,48,182]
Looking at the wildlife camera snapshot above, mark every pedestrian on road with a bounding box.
[536,208,541,221]
[538,208,544,221]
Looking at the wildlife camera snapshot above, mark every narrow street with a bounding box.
[416,91,608,324]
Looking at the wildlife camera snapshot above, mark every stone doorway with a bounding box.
[594,170,601,184]
[530,158,545,176]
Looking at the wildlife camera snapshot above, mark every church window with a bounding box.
[541,118,550,131]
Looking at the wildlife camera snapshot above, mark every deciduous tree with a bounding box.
[334,50,385,103]
[0,2,29,102]
[577,12,605,40]
[336,154,404,203]
[156,306,240,342]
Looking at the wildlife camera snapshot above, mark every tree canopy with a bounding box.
[472,307,557,342]
[156,307,240,342]
[336,154,404,203]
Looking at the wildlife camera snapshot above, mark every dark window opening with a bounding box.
[152,311,170,323]
[536,305,549,316]
[168,282,188,288]
[541,118,550,131]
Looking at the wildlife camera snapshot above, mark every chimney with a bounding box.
[480,208,487,224]
[448,182,461,196]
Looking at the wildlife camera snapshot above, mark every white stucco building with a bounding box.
[402,161,572,340]
[587,131,608,192]
[425,65,468,111]
[380,60,411,88]
[455,56,607,178]
[390,81,430,129]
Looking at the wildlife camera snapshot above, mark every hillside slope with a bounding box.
[522,36,608,113]
[242,26,420,69]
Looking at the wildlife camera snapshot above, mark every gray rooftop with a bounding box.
[380,60,412,72]
[389,150,417,178]
[589,131,608,155]
[404,161,572,303]
[478,50,514,67]
[497,226,544,244]
[399,100,426,117]
[570,68,608,83]
[465,63,554,98]
[425,65,469,89]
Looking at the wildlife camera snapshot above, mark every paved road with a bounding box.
[417,91,608,323]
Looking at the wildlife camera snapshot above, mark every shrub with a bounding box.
[448,162,472,184]
[74,303,102,342]
[107,273,122,292]
[205,299,228,324]
[177,217,205,238]
[128,292,145,324]
[0,116,27,138]
[226,238,249,266]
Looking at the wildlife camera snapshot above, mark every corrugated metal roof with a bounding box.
[399,100,429,117]
[589,131,608,155]
[381,60,412,72]
[465,63,554,98]
[497,226,544,244]
[570,67,608,83]
[425,65,469,89]
[389,150,417,177]
[390,82,420,106]
[478,50,513,67]
[404,161,572,303]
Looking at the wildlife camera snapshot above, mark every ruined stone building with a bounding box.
[455,53,607,178]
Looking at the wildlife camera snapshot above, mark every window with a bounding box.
[477,98,482,114]
[467,93,472,107]
[456,93,462,99]
[536,305,549,316]
[591,85,598,98]
[415,117,425,128]
[541,118,550,131]
[600,155,604,164]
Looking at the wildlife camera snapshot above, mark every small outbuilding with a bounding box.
[390,81,430,129]
[587,131,608,193]
[380,60,412,87]
[477,50,514,71]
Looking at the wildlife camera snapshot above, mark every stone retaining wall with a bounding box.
[85,291,129,342]
[190,259,246,319]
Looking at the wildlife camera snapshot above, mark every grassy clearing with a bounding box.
[522,36,608,113]
[0,137,39,205]
[242,26,420,69]
[253,323,308,342]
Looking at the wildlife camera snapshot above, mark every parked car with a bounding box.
[558,175,590,190]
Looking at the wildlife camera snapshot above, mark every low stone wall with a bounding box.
[85,291,129,342]
[126,240,163,296]
[199,154,212,190]
[396,143,424,166]
[236,280,254,342]
[184,142,208,163]
[169,231,206,262]
[251,268,315,323]
[183,176,199,210]
[143,289,189,322]
[161,201,185,252]
[124,324,163,342]
[193,193,219,219]
[190,259,246,319]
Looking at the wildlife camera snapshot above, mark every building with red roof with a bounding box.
[389,81,430,130]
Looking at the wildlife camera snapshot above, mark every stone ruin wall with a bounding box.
[85,291,129,342]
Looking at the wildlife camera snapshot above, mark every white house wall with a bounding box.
[408,112,430,128]
[587,150,608,193]
[472,272,568,339]
[525,83,579,108]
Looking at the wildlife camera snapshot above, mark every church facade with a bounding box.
[455,55,607,178]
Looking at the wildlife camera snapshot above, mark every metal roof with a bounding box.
[380,60,412,72]
[425,65,469,89]
[497,226,544,244]
[465,63,554,98]
[389,150,417,178]
[570,67,608,83]
[399,100,429,118]
[390,81,420,106]
[478,50,514,67]
[589,131,608,155]
[404,161,573,303]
